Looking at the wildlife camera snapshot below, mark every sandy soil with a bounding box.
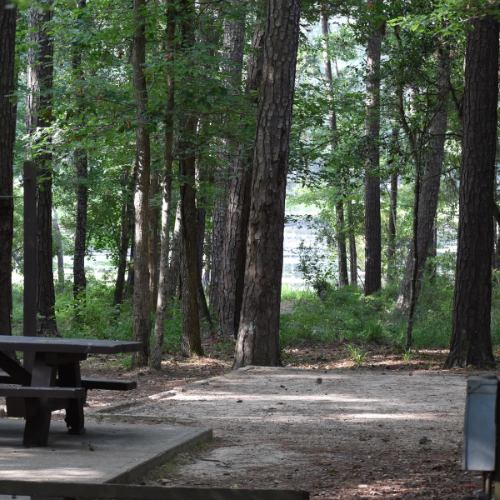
[88,365,483,500]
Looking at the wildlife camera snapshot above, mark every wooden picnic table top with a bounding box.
[0,336,143,354]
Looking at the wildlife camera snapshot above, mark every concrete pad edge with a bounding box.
[103,427,213,485]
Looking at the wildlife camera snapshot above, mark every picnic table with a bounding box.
[0,335,143,447]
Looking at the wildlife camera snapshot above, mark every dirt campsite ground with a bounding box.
[53,339,496,500]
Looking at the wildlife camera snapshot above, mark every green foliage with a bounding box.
[346,343,367,366]
[280,246,500,354]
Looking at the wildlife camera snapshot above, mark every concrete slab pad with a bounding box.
[0,419,211,485]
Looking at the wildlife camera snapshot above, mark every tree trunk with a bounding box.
[209,0,246,315]
[336,201,348,286]
[179,0,203,357]
[125,234,134,298]
[387,171,398,281]
[179,127,203,356]
[445,14,498,368]
[363,3,383,297]
[234,0,302,369]
[348,200,357,286]
[405,156,421,348]
[26,3,59,337]
[132,0,151,366]
[73,148,87,301]
[219,24,265,339]
[0,0,16,337]
[179,115,203,357]
[113,164,136,310]
[396,48,451,308]
[195,132,213,331]
[151,8,175,370]
[320,6,348,287]
[167,202,182,307]
[72,0,88,304]
[148,175,160,311]
[52,210,64,293]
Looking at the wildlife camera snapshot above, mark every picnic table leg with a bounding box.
[23,353,56,447]
[58,361,85,435]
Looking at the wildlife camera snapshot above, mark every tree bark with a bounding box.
[179,115,203,356]
[364,4,383,296]
[0,0,16,337]
[387,171,398,281]
[72,0,88,304]
[52,209,64,293]
[113,164,136,311]
[148,175,160,311]
[347,200,357,286]
[132,0,151,366]
[26,3,59,337]
[445,14,498,368]
[151,7,175,370]
[179,0,203,358]
[209,0,246,315]
[73,148,87,301]
[125,233,134,298]
[396,48,451,308]
[234,0,302,369]
[167,202,182,307]
[219,24,265,339]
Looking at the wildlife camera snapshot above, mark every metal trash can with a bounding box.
[463,375,498,472]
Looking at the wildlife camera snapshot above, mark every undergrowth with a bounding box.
[10,254,500,360]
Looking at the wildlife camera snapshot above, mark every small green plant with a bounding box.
[403,348,413,363]
[297,241,335,299]
[346,343,366,366]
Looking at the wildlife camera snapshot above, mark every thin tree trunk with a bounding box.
[387,171,398,281]
[320,6,348,287]
[73,148,87,301]
[396,48,451,308]
[364,4,383,296]
[26,3,59,337]
[125,233,134,299]
[234,0,302,369]
[52,209,64,293]
[149,175,160,311]
[445,14,498,368]
[166,202,182,306]
[113,164,136,310]
[195,128,213,331]
[347,200,357,286]
[336,201,348,286]
[0,0,17,337]
[151,7,175,370]
[132,0,151,366]
[405,161,421,348]
[210,0,246,315]
[72,0,88,304]
[219,23,265,339]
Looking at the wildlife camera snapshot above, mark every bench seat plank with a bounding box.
[0,374,136,391]
[0,481,309,500]
[0,387,86,398]
[80,378,137,391]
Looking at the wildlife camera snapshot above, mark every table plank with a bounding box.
[0,336,143,354]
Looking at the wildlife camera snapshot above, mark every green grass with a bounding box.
[279,263,500,352]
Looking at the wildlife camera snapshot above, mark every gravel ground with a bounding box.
[95,366,480,500]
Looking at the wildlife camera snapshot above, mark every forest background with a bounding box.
[1,0,499,370]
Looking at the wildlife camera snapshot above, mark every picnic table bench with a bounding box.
[0,335,143,447]
[0,480,309,500]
